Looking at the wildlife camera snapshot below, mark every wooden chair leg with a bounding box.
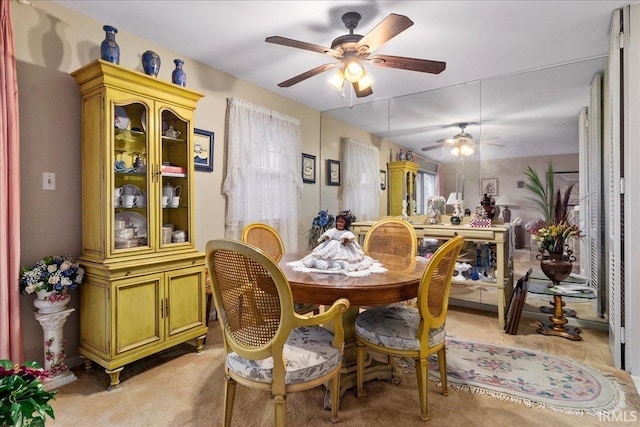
[274,395,286,427]
[223,376,237,427]
[437,347,448,396]
[356,343,366,396]
[330,372,340,423]
[416,357,430,421]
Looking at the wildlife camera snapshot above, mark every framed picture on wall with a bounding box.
[327,159,340,186]
[302,153,316,183]
[194,128,214,172]
[480,178,498,196]
[380,170,387,190]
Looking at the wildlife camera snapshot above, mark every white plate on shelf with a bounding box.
[115,212,147,237]
[114,106,130,130]
[141,110,147,132]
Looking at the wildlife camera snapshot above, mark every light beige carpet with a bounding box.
[47,307,640,427]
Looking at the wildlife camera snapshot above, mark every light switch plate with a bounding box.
[43,172,55,190]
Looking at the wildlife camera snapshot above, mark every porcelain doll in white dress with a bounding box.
[300,212,375,272]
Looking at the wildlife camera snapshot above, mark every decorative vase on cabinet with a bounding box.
[172,59,187,86]
[71,59,208,390]
[100,25,120,65]
[142,50,161,77]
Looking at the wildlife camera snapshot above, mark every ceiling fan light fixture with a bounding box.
[451,143,475,157]
[355,71,374,90]
[327,69,345,91]
[344,58,364,82]
[460,143,475,156]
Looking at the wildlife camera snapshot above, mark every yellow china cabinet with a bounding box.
[388,160,418,216]
[72,60,208,389]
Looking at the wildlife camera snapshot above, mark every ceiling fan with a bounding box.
[421,122,503,156]
[265,12,446,97]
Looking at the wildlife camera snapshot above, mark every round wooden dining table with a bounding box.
[279,252,429,398]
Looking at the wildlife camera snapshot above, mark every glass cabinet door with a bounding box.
[160,108,190,246]
[113,101,150,251]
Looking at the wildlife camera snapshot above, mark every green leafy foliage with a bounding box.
[523,162,555,223]
[523,162,581,253]
[0,360,56,426]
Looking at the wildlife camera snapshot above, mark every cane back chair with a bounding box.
[206,239,350,427]
[362,218,418,271]
[241,223,319,315]
[355,235,465,422]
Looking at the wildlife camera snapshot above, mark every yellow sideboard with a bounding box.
[352,220,513,328]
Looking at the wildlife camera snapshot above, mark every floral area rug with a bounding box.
[423,338,626,416]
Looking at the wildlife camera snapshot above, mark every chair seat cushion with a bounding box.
[227,326,341,384]
[355,306,445,351]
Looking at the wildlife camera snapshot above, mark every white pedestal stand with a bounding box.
[34,308,78,391]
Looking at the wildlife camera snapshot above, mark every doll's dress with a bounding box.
[288,228,386,277]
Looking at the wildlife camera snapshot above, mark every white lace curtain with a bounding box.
[223,98,302,251]
[341,137,380,220]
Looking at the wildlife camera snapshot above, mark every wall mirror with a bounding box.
[320,57,606,324]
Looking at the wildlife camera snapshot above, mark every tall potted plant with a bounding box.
[0,360,56,426]
[523,162,582,286]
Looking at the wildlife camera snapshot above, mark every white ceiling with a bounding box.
[53,0,629,162]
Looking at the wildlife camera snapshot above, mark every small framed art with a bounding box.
[302,153,316,183]
[327,159,340,186]
[480,178,498,196]
[194,128,214,172]
[380,169,387,190]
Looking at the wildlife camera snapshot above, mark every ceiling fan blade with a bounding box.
[353,82,373,98]
[355,14,414,54]
[479,141,505,147]
[265,36,341,59]
[277,63,338,87]
[370,54,446,74]
[421,145,442,152]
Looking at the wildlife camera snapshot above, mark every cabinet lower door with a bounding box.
[114,274,163,355]
[166,266,206,337]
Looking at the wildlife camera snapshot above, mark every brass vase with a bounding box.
[539,249,572,287]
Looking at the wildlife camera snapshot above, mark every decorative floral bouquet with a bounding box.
[20,255,85,296]
[524,163,582,254]
[528,220,581,253]
[309,210,335,249]
[0,359,57,426]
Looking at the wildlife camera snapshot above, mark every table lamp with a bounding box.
[446,192,463,224]
[495,195,519,223]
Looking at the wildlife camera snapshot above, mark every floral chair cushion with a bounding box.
[226,326,341,384]
[355,306,445,351]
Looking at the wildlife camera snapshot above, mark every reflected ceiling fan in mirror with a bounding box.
[421,122,503,157]
[265,12,446,97]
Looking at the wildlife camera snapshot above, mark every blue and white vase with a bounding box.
[172,59,187,86]
[142,50,161,77]
[100,25,120,65]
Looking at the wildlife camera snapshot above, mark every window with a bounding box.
[415,170,436,215]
